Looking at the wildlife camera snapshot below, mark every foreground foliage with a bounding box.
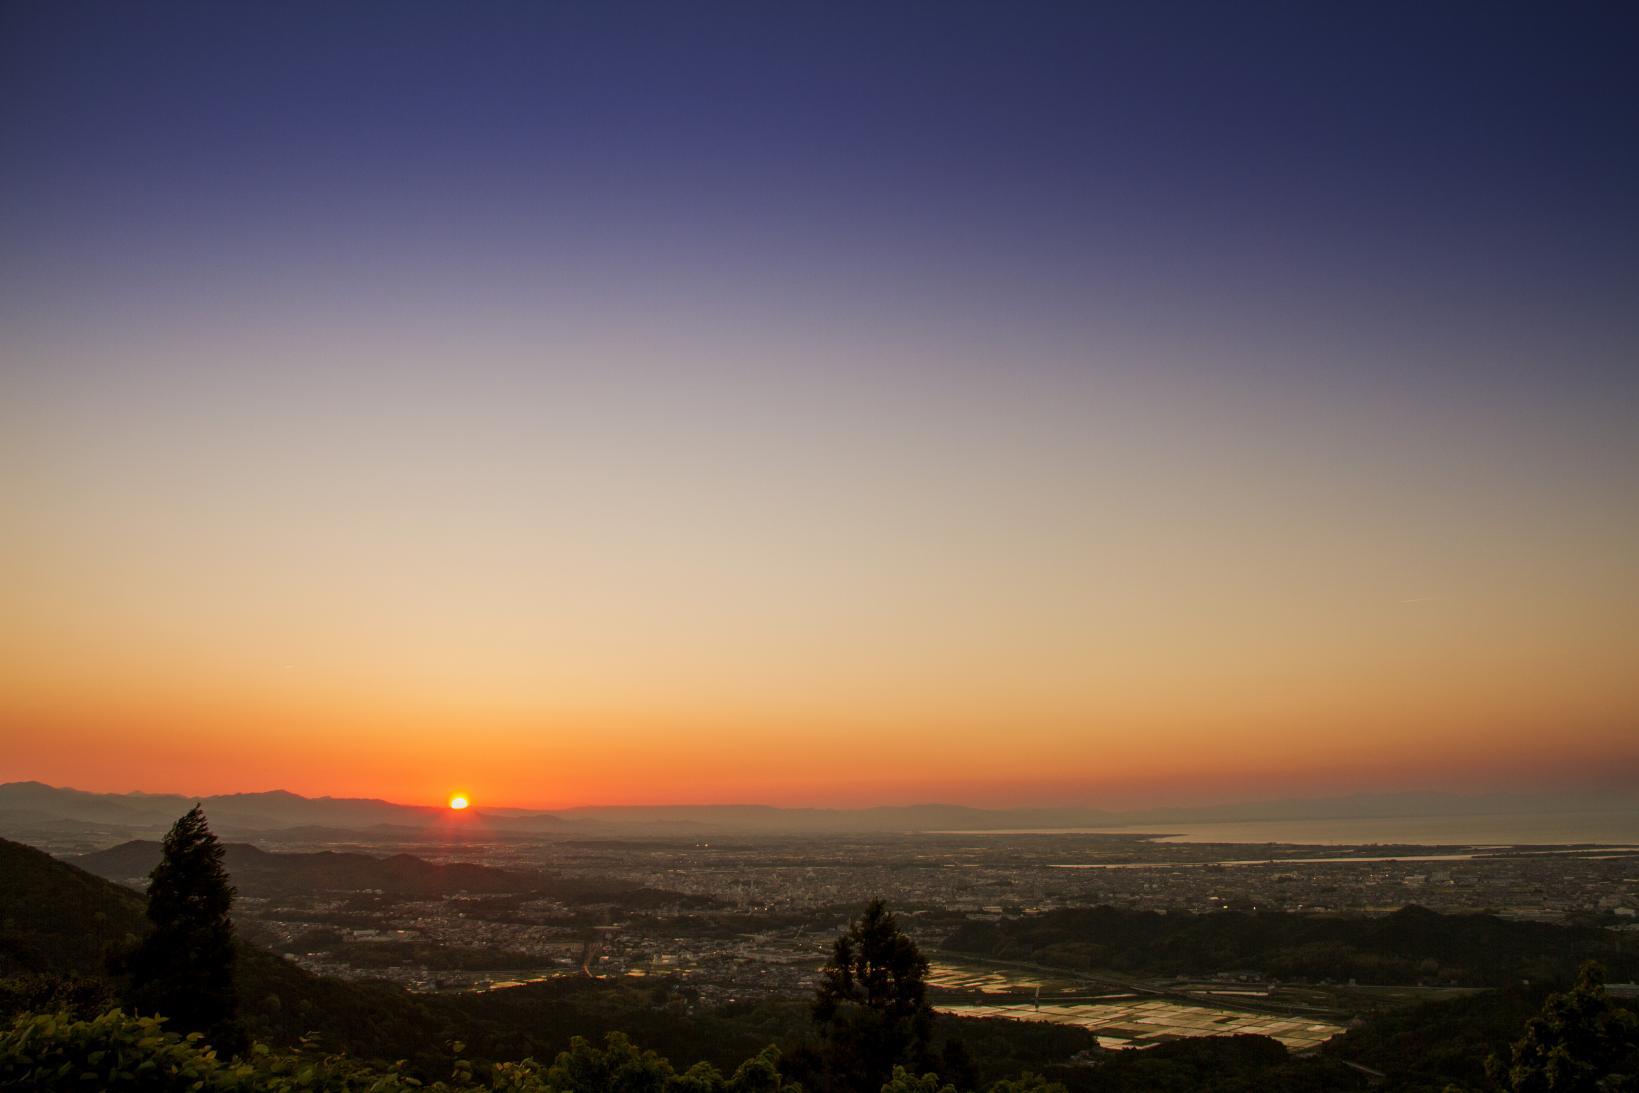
[5,968,1639,1091]
[1488,963,1639,1092]
[0,1009,1068,1092]
[0,1010,790,1092]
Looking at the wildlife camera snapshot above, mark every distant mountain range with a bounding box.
[4,779,1635,849]
[0,780,569,848]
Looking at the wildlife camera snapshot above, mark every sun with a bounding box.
[448,794,469,811]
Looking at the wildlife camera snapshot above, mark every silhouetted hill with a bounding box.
[1320,985,1546,1091]
[9,780,1639,842]
[75,840,537,895]
[943,904,1639,986]
[0,837,457,1065]
[71,839,717,907]
[0,837,145,978]
[0,782,569,845]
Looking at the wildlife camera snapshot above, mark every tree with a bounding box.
[530,1033,800,1093]
[810,899,935,1092]
[1490,961,1639,1092]
[879,1067,957,1093]
[124,805,245,1055]
[879,1065,1068,1093]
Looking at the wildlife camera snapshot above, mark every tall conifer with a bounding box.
[125,805,244,1054]
[810,899,935,1091]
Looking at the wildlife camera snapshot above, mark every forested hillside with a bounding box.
[943,904,1639,986]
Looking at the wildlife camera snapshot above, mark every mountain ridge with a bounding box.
[4,780,1636,843]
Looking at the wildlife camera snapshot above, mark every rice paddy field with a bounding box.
[928,960,1346,1051]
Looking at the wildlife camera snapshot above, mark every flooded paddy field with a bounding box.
[938,998,1343,1051]
[928,959,1346,1052]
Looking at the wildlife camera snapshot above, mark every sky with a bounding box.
[2,2,1637,809]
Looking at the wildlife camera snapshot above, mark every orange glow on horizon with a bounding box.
[3,329,1636,809]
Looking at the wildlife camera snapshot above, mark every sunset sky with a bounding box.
[3,4,1636,809]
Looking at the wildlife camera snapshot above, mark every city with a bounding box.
[71,829,1639,1011]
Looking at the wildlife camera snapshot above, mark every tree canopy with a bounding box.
[1491,962,1639,1092]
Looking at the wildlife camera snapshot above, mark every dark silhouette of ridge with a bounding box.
[5,780,1638,841]
[71,839,715,907]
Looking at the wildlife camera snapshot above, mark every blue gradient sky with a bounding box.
[3,3,1636,807]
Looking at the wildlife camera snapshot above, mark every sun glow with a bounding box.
[448,794,469,810]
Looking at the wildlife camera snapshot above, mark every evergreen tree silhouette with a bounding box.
[125,805,245,1055]
[810,899,934,1091]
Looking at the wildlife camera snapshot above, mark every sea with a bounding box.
[936,810,1639,846]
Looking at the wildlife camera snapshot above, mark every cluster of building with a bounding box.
[232,832,1637,999]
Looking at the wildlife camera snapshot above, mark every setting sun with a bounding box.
[448,795,469,811]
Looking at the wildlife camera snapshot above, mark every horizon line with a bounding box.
[7,778,1636,817]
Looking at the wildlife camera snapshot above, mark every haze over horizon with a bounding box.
[4,4,1637,810]
[8,776,1639,832]
[5,762,1636,819]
